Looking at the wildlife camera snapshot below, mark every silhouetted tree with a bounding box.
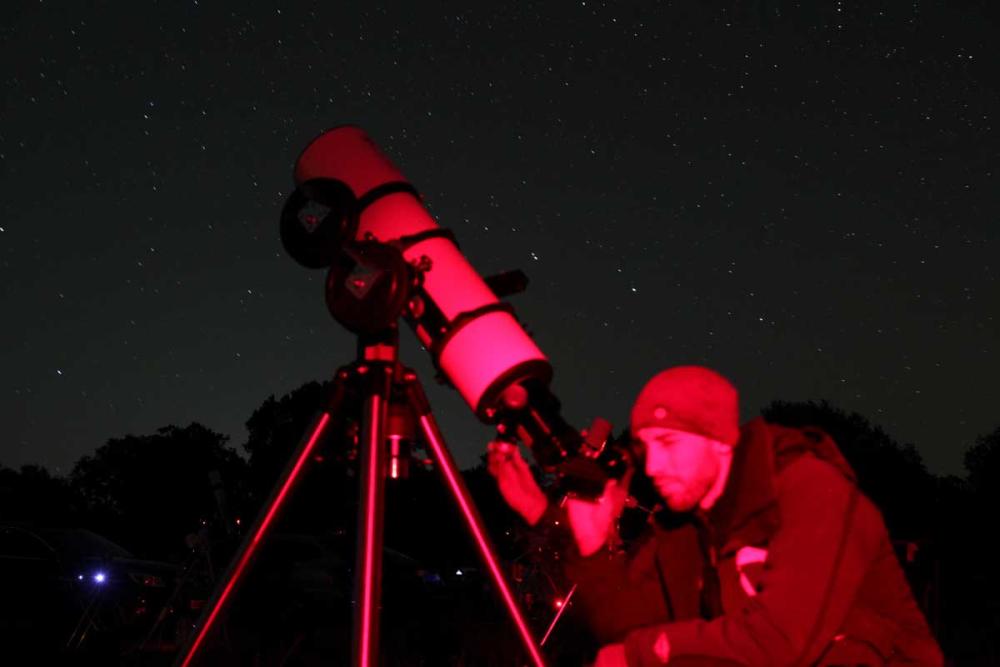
[0,464,84,524]
[244,382,334,481]
[240,380,365,537]
[69,423,246,559]
[908,424,1000,665]
[964,425,1000,506]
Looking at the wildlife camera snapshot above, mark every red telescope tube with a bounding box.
[294,126,552,419]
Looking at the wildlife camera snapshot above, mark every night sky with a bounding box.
[2,1,997,479]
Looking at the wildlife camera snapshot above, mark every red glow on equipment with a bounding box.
[389,434,402,480]
[420,414,546,667]
[540,584,576,647]
[177,412,331,667]
[357,395,384,667]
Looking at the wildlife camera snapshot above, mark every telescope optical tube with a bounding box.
[293,126,552,420]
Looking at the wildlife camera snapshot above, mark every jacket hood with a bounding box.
[707,417,857,555]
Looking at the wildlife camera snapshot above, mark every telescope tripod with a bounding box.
[174,330,547,667]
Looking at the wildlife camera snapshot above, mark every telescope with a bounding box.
[175,126,630,667]
[280,126,629,491]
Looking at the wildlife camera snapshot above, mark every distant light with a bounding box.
[554,598,564,609]
[93,571,107,584]
[455,569,463,576]
[77,574,84,581]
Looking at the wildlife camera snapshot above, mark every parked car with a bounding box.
[0,524,186,660]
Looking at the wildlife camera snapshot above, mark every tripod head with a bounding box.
[279,126,630,497]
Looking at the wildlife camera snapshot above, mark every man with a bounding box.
[487,366,942,666]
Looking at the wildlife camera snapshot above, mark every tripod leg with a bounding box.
[405,373,548,667]
[351,363,392,667]
[174,374,349,667]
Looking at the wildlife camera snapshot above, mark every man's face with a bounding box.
[636,426,721,512]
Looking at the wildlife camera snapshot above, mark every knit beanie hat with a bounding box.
[630,366,740,446]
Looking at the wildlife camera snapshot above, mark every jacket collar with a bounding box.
[707,417,781,554]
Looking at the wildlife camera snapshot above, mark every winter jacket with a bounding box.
[538,418,943,666]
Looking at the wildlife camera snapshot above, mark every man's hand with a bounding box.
[565,468,633,556]
[487,439,633,554]
[486,440,548,525]
[592,643,628,667]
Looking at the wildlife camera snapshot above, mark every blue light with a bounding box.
[93,571,107,584]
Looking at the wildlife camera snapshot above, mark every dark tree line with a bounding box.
[1,386,998,664]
